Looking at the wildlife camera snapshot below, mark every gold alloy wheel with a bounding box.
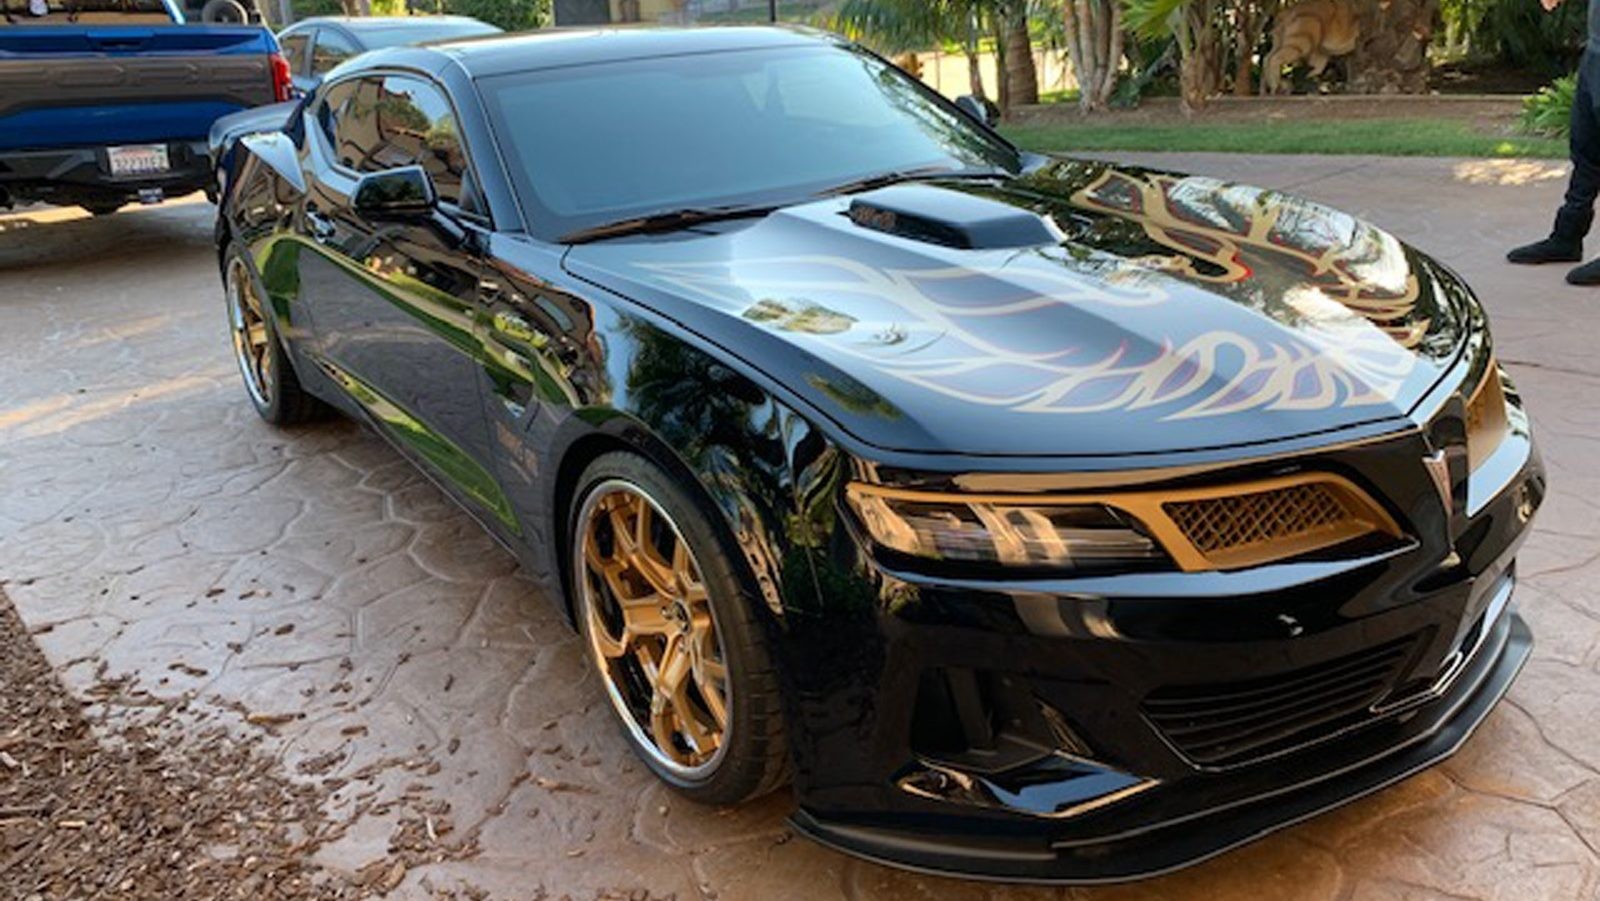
[226,257,273,409]
[575,480,731,778]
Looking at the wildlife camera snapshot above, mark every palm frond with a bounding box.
[1120,0,1190,41]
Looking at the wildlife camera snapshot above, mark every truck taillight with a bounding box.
[269,52,293,103]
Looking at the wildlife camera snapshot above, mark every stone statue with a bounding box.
[1262,0,1362,94]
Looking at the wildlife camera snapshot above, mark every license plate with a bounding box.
[106,144,170,177]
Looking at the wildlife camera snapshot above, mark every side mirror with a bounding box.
[352,165,436,220]
[955,94,1000,129]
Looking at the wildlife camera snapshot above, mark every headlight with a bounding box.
[845,484,1167,571]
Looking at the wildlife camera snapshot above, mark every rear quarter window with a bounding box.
[310,29,358,76]
[279,32,310,74]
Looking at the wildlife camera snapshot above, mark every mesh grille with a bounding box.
[1165,482,1361,559]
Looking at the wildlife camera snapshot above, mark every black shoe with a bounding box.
[1508,236,1583,265]
[1568,258,1600,285]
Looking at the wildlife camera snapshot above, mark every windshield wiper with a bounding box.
[815,165,1007,199]
[560,203,780,244]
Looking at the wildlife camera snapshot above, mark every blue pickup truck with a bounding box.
[0,0,288,215]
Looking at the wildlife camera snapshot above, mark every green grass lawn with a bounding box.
[1002,117,1566,159]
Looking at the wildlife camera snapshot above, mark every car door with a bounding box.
[295,71,511,530]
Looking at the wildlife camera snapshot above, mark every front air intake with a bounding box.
[1143,635,1419,766]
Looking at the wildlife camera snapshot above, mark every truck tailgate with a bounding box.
[0,27,275,152]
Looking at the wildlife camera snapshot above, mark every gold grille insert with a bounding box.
[1465,365,1509,473]
[1160,478,1387,571]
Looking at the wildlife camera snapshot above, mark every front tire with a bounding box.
[223,242,328,426]
[570,452,790,806]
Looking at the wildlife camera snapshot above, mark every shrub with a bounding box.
[403,0,547,30]
[1522,74,1578,139]
[290,0,342,17]
[1476,0,1586,77]
[438,0,547,30]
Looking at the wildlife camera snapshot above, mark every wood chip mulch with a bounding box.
[0,589,349,899]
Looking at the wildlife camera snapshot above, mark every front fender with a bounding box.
[530,311,830,626]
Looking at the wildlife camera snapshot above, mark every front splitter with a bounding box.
[789,613,1533,885]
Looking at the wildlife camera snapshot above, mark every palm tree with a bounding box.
[1123,0,1221,109]
[828,0,1040,111]
[829,0,989,99]
[1059,0,1126,110]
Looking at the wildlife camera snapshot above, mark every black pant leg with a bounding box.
[1556,52,1600,240]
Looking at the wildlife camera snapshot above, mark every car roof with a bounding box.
[426,25,839,78]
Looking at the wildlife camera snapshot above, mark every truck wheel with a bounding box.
[81,200,125,217]
[201,0,247,23]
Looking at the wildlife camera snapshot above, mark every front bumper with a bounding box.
[777,413,1544,883]
[793,603,1530,883]
[0,140,212,207]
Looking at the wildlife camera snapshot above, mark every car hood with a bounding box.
[562,158,1472,458]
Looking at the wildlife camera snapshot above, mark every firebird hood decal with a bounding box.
[564,159,1469,457]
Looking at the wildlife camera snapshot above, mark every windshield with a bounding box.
[1,0,173,24]
[360,20,501,49]
[476,43,1021,241]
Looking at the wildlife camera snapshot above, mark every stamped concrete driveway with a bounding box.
[2,155,1599,900]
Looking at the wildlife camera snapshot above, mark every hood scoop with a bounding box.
[846,183,1061,250]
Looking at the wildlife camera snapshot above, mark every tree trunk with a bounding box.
[1062,0,1120,112]
[992,16,1011,114]
[964,16,987,99]
[1177,0,1222,111]
[1232,2,1259,97]
[1098,1,1123,108]
[1347,0,1438,94]
[1003,6,1039,107]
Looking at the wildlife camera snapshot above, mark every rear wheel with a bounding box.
[570,453,790,805]
[223,243,328,426]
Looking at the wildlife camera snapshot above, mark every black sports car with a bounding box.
[212,27,1545,883]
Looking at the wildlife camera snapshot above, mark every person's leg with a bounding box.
[1560,55,1600,238]
[1566,54,1600,283]
[1509,54,1599,265]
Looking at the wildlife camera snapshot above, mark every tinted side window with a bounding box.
[310,29,358,77]
[279,33,310,75]
[332,75,467,207]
